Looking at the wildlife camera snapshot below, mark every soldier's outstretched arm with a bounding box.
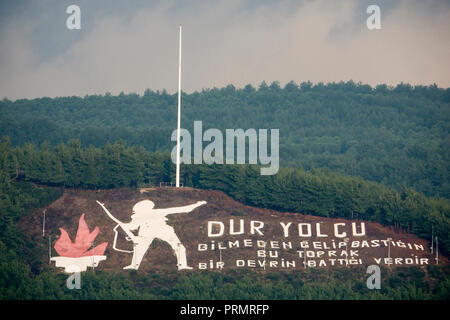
[164,201,207,214]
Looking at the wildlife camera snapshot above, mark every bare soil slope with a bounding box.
[20,187,447,273]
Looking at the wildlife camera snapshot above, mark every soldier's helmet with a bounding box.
[131,200,155,218]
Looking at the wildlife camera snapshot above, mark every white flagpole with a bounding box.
[176,24,182,188]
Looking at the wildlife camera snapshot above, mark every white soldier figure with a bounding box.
[97,199,206,270]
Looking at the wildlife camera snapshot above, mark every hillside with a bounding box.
[20,187,446,273]
[1,82,449,198]
[1,151,449,299]
[2,138,449,257]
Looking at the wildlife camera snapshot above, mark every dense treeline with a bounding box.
[1,137,449,256]
[0,167,63,298]
[1,81,449,198]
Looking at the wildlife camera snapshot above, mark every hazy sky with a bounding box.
[0,0,449,100]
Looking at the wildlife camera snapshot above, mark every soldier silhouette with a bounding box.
[97,199,206,270]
